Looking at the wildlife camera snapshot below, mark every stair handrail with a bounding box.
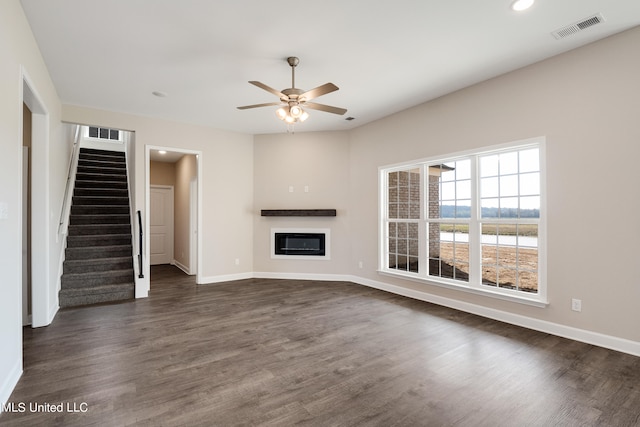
[137,210,144,278]
[58,124,82,236]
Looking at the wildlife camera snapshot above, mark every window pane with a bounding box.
[481,223,538,293]
[520,196,540,217]
[99,128,109,139]
[456,180,471,199]
[499,197,518,218]
[480,155,499,177]
[519,172,540,196]
[89,126,98,138]
[519,148,539,173]
[499,152,518,175]
[500,175,518,197]
[481,198,499,218]
[109,129,120,140]
[428,223,469,282]
[481,177,499,198]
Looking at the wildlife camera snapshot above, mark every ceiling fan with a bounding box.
[237,57,347,124]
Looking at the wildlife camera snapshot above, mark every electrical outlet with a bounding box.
[304,185,309,193]
[358,261,363,269]
[288,186,294,193]
[0,202,8,220]
[235,258,240,266]
[571,298,582,312]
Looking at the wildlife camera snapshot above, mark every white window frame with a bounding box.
[378,137,547,307]
[83,125,123,142]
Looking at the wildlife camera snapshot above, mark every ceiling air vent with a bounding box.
[551,13,605,40]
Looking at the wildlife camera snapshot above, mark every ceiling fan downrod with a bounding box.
[287,57,299,89]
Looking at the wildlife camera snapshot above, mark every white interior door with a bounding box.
[150,186,174,265]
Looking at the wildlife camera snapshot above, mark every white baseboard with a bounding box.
[173,260,192,275]
[253,271,353,282]
[349,275,640,357]
[0,359,22,413]
[199,272,254,284]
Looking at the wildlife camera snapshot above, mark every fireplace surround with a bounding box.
[271,228,330,260]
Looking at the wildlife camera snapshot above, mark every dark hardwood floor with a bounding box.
[2,265,640,426]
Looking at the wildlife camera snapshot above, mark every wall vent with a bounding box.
[551,13,605,40]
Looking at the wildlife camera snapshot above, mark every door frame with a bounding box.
[145,146,203,287]
[21,69,52,328]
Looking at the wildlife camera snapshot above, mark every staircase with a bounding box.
[59,148,135,308]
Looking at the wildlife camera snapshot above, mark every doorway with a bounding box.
[146,147,202,290]
[22,105,32,326]
[22,73,49,328]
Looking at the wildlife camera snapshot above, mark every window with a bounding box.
[86,126,121,141]
[380,138,545,305]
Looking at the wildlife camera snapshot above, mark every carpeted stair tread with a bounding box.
[69,215,131,225]
[71,205,130,215]
[67,234,132,247]
[59,283,135,308]
[69,214,130,225]
[64,256,133,274]
[68,224,131,235]
[77,165,127,175]
[72,196,129,205]
[75,172,127,182]
[75,179,128,190]
[65,244,132,259]
[78,159,126,169]
[73,188,129,198]
[61,268,135,289]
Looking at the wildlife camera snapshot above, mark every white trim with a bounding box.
[199,272,254,284]
[21,68,56,327]
[0,360,22,413]
[379,136,546,306]
[173,259,190,275]
[254,272,353,282]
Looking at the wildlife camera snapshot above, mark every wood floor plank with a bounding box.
[2,265,639,426]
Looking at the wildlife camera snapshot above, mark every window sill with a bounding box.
[377,270,548,308]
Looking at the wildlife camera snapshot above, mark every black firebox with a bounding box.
[274,233,326,256]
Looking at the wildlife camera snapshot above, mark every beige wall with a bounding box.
[253,131,350,275]
[348,26,640,344]
[1,0,66,405]
[149,161,176,187]
[174,154,197,270]
[62,105,254,288]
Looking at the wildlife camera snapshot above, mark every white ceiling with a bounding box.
[20,0,640,135]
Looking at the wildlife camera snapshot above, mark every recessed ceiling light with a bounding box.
[511,0,534,11]
[158,150,167,155]
[152,91,168,98]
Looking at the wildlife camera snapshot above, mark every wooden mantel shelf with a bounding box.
[261,209,337,217]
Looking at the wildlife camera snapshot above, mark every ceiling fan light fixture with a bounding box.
[289,104,303,118]
[299,111,309,122]
[276,107,288,120]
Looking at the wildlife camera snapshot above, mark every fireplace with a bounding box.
[271,228,330,259]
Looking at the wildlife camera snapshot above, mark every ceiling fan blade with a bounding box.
[303,102,347,115]
[299,83,339,101]
[249,81,286,99]
[237,102,282,110]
